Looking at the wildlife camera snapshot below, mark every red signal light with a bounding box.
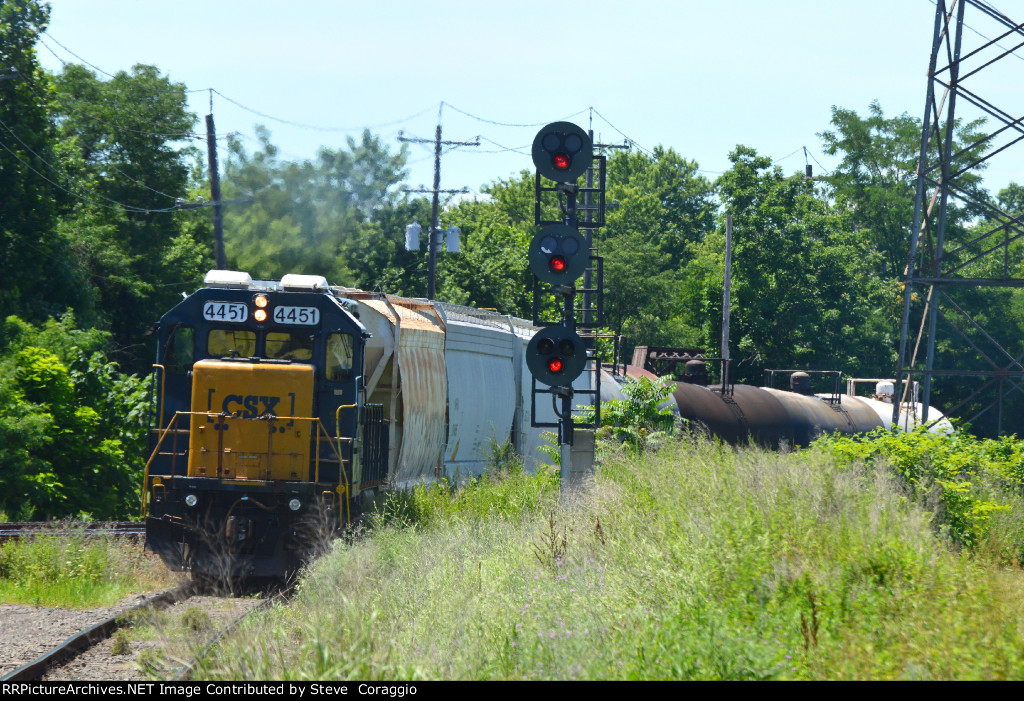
[550,255,567,272]
[553,153,570,170]
[547,358,564,373]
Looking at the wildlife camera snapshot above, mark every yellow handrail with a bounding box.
[317,420,351,526]
[140,411,181,515]
[335,403,356,438]
[142,410,353,525]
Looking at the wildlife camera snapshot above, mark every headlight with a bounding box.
[184,494,198,507]
[288,498,301,511]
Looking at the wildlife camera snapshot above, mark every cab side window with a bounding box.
[165,326,194,375]
[325,333,354,381]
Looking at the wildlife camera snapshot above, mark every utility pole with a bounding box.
[722,215,733,384]
[399,116,478,299]
[206,112,225,269]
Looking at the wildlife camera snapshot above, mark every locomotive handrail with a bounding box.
[141,410,183,515]
[334,403,356,439]
[314,420,350,525]
[152,364,166,430]
[142,411,353,522]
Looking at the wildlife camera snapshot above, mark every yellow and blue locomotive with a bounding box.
[144,271,387,579]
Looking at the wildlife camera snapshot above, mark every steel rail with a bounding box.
[0,521,145,543]
[172,584,294,681]
[0,586,188,682]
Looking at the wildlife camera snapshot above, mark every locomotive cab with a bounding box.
[143,271,383,580]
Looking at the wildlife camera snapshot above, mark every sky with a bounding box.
[34,0,1024,200]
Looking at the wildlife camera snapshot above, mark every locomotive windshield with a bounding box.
[266,331,314,361]
[208,328,257,357]
[164,325,194,375]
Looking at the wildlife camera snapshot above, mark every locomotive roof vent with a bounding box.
[281,273,329,292]
[204,269,254,288]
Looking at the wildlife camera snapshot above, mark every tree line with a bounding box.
[2,0,1021,519]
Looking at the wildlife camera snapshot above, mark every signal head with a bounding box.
[528,223,588,285]
[526,325,587,387]
[532,121,593,182]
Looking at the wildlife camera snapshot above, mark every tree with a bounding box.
[678,146,894,383]
[51,63,210,369]
[598,148,716,359]
[434,193,533,315]
[0,0,74,322]
[819,101,988,278]
[221,127,411,287]
[0,314,148,520]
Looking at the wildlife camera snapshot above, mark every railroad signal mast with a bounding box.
[527,121,606,490]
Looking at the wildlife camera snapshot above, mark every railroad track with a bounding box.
[1,583,290,682]
[0,521,145,543]
[0,586,188,682]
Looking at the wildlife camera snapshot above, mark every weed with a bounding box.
[594,517,607,546]
[0,526,176,607]
[180,606,212,633]
[137,648,165,678]
[111,630,131,656]
[800,590,820,651]
[532,512,567,571]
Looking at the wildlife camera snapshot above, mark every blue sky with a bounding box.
[36,0,1024,197]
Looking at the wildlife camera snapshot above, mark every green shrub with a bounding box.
[584,376,677,452]
[813,427,1024,560]
[369,440,559,530]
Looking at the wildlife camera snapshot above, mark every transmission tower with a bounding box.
[895,0,1024,436]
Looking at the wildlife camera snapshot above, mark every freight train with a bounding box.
[143,270,598,580]
[143,271,950,581]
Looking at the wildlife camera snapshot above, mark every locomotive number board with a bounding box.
[203,302,248,323]
[273,306,320,325]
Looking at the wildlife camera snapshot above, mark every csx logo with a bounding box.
[204,389,296,422]
[220,394,281,418]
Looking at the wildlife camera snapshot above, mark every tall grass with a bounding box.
[0,527,176,607]
[198,438,1024,680]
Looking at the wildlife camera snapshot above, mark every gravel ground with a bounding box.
[0,591,264,681]
[0,589,175,678]
[43,595,265,681]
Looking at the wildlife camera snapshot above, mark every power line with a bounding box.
[211,90,439,133]
[475,136,531,155]
[0,135,178,213]
[443,102,590,128]
[922,0,1024,63]
[39,36,205,144]
[0,114,186,202]
[41,32,211,92]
